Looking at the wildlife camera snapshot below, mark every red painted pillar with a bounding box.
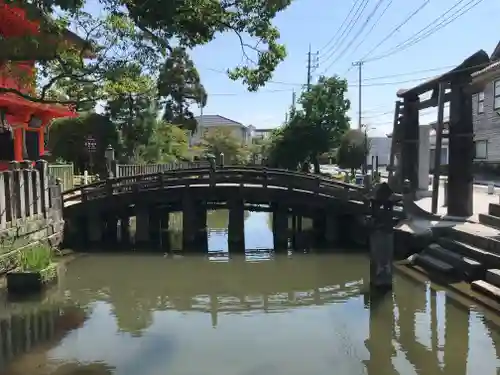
[38,127,45,156]
[13,127,23,161]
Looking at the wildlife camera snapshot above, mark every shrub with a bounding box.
[17,244,54,272]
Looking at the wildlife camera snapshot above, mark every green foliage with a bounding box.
[133,122,191,163]
[17,244,53,272]
[48,113,120,173]
[336,129,367,172]
[158,48,207,133]
[199,128,250,165]
[267,76,350,171]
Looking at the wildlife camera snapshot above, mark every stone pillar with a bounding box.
[401,95,420,193]
[0,172,6,229]
[448,76,473,217]
[324,214,339,246]
[21,161,34,217]
[9,161,24,220]
[119,214,130,245]
[135,208,150,247]
[228,198,245,253]
[369,183,394,290]
[148,208,162,250]
[418,125,430,191]
[160,209,170,252]
[87,214,104,244]
[272,204,288,251]
[182,196,197,251]
[35,160,49,217]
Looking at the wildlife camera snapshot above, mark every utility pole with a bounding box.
[352,60,364,130]
[292,90,296,111]
[306,44,320,90]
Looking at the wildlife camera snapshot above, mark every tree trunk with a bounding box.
[312,154,320,174]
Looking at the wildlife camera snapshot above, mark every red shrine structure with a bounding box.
[0,0,89,170]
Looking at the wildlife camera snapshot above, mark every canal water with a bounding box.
[1,210,500,374]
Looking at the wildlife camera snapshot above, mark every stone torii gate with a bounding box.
[388,50,490,217]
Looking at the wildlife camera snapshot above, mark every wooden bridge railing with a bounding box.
[115,161,210,178]
[62,166,368,205]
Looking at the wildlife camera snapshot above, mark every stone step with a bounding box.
[425,243,484,281]
[478,213,500,230]
[485,269,500,288]
[445,227,500,255]
[414,253,454,275]
[489,203,500,217]
[438,237,500,268]
[471,280,500,302]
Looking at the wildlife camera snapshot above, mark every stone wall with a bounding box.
[0,160,64,274]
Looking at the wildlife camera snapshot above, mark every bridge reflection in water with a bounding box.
[2,254,500,375]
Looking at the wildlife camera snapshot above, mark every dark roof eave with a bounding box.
[396,50,490,98]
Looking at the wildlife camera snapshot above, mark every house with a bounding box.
[252,128,274,142]
[470,41,500,163]
[190,115,252,145]
[366,137,391,166]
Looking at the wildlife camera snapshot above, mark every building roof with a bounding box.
[194,115,246,128]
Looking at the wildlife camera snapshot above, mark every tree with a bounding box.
[199,128,250,165]
[267,76,350,172]
[48,113,120,174]
[158,48,207,134]
[336,129,368,175]
[134,122,191,163]
[1,0,293,105]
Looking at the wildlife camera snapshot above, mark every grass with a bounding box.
[17,244,54,272]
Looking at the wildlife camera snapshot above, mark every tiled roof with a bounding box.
[194,115,246,128]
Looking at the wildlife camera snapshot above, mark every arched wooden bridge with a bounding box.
[62,166,402,251]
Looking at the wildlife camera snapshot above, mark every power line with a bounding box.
[317,0,362,54]
[359,0,431,62]
[201,59,493,92]
[366,0,485,62]
[345,0,393,63]
[320,0,389,75]
[318,0,369,67]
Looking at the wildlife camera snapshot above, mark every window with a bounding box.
[495,80,500,110]
[478,91,485,113]
[475,140,488,160]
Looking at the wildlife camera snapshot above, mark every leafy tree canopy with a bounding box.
[199,128,250,165]
[2,0,293,106]
[336,129,368,172]
[267,75,351,171]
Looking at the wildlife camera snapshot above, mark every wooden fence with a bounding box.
[0,161,62,229]
[48,163,74,191]
[115,161,210,178]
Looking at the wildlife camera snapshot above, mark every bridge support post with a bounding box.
[312,214,326,248]
[135,208,150,248]
[103,214,118,247]
[87,213,104,244]
[148,208,162,250]
[119,215,131,245]
[195,203,208,253]
[368,183,394,290]
[228,198,245,253]
[183,197,207,251]
[160,209,170,252]
[324,214,339,247]
[272,205,288,252]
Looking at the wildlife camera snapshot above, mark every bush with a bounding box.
[17,244,54,271]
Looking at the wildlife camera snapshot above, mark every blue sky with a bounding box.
[187,0,500,136]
